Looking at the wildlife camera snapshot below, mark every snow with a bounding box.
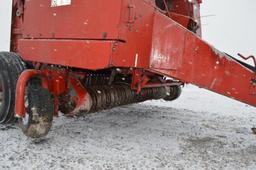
[0,85,256,170]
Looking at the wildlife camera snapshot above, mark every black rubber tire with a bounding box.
[58,93,76,114]
[164,85,182,101]
[19,79,54,138]
[0,52,26,124]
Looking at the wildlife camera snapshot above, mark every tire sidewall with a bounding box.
[0,60,12,123]
[0,52,26,123]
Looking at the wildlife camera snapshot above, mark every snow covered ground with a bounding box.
[0,85,256,170]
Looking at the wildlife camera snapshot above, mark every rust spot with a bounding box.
[102,32,108,39]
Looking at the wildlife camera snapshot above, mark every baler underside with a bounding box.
[0,0,254,138]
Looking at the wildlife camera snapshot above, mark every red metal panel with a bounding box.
[150,13,185,70]
[22,0,122,39]
[150,13,256,106]
[170,0,194,16]
[111,0,155,68]
[18,39,114,70]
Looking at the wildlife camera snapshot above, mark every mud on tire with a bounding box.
[0,52,26,123]
[19,78,54,138]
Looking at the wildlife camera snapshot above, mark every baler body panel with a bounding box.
[111,0,155,68]
[17,0,157,69]
[18,39,115,70]
[22,0,122,40]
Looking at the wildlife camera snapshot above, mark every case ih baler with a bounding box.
[0,0,255,138]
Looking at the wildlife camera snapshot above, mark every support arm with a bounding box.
[150,12,256,106]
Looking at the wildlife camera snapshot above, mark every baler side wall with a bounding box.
[17,39,115,70]
[21,0,123,40]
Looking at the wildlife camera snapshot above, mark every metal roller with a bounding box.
[78,84,168,115]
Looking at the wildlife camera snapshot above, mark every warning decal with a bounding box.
[51,0,71,7]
